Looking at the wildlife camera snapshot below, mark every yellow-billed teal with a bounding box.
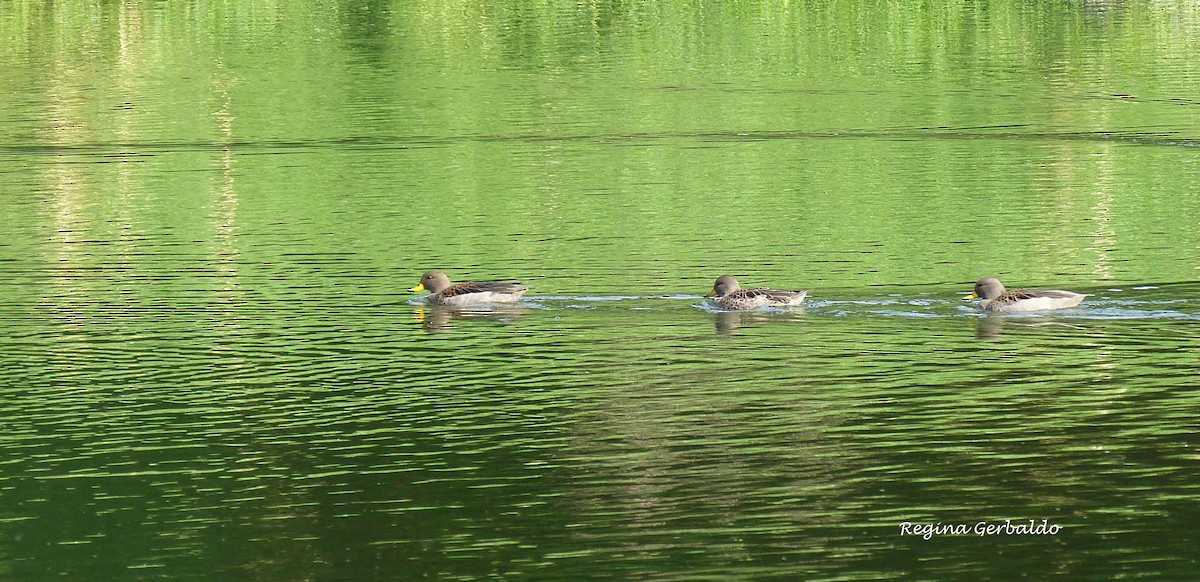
[963,277,1086,312]
[410,271,528,305]
[705,275,807,310]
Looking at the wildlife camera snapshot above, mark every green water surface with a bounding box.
[2,1,1199,579]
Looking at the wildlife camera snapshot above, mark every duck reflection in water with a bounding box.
[971,314,1087,340]
[713,308,805,335]
[413,305,526,333]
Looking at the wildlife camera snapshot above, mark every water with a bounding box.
[3,1,1200,579]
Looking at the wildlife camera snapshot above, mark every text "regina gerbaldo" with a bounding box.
[899,519,1062,540]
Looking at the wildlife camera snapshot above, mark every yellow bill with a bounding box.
[962,292,979,301]
[409,283,426,292]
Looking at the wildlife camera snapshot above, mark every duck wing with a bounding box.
[1007,288,1086,300]
[740,288,775,299]
[472,280,529,293]
[987,288,1087,312]
[439,281,528,299]
[748,287,808,305]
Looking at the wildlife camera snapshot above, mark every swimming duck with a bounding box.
[963,277,1086,312]
[409,271,528,305]
[705,275,807,310]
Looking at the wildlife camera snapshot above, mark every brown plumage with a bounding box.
[409,271,528,305]
[963,277,1086,313]
[705,275,807,310]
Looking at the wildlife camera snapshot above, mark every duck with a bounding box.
[409,270,529,305]
[963,277,1086,312]
[705,275,807,310]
